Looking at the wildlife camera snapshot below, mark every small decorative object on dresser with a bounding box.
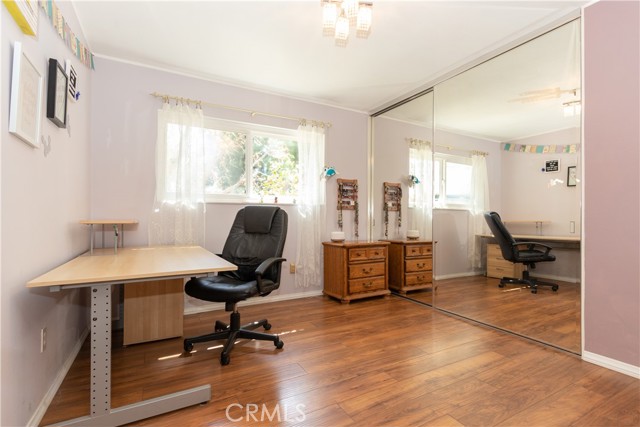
[386,240,433,294]
[322,240,390,303]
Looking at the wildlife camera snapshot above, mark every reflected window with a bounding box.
[434,153,472,208]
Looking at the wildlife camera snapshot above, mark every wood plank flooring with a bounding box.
[41,295,638,426]
[404,276,580,353]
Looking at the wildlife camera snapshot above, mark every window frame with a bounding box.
[434,152,473,209]
[202,117,298,204]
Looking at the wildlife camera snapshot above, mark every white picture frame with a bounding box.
[8,42,43,148]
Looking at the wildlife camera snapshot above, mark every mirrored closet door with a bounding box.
[371,91,434,305]
[432,19,582,353]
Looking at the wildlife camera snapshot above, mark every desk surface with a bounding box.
[27,246,236,288]
[80,219,139,225]
[479,233,580,243]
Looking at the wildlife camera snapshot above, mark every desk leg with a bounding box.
[47,284,211,427]
[91,285,112,415]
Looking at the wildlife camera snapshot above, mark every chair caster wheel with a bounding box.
[275,339,284,349]
[498,284,505,288]
[220,353,230,365]
[184,342,194,352]
[552,286,559,291]
[531,289,537,294]
[264,322,272,331]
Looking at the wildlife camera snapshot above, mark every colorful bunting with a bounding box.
[39,0,94,69]
[502,143,579,154]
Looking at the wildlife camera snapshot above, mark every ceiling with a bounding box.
[72,1,586,117]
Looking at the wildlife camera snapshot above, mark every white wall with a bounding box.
[1,4,92,425]
[89,58,369,312]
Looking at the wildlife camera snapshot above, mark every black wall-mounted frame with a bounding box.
[567,166,577,187]
[46,58,67,128]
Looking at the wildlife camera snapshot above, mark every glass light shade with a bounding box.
[356,5,372,31]
[322,2,338,29]
[342,0,359,19]
[335,15,350,41]
[574,103,582,115]
[563,104,574,117]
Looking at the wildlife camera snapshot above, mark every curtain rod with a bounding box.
[436,144,489,157]
[150,92,332,128]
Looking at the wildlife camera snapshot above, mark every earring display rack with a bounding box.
[383,182,402,238]
[337,178,359,238]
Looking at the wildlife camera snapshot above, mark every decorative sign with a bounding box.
[46,58,68,128]
[8,42,43,148]
[3,0,38,36]
[544,160,559,173]
[65,59,78,101]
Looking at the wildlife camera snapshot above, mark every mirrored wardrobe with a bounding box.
[370,19,581,354]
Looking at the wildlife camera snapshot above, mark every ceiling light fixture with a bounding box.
[322,0,373,47]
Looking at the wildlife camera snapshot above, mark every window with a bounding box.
[434,153,472,208]
[202,118,298,203]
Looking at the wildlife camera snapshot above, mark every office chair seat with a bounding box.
[183,206,287,365]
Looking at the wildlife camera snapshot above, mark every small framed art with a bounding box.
[8,41,43,148]
[46,58,68,128]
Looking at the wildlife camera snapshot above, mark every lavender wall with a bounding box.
[1,4,92,425]
[89,58,369,310]
[583,0,640,368]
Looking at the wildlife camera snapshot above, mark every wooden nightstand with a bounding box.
[322,240,390,303]
[386,240,433,294]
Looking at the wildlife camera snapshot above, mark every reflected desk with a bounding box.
[479,233,581,249]
[27,246,236,427]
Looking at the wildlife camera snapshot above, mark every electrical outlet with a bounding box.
[40,327,47,353]
[289,263,296,274]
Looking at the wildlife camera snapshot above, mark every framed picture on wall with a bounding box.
[8,42,43,148]
[46,58,68,128]
[567,166,577,187]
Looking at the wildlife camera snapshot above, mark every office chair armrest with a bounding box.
[255,257,287,293]
[512,242,553,255]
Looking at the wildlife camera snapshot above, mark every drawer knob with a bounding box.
[362,268,372,274]
[417,263,425,268]
[364,282,372,288]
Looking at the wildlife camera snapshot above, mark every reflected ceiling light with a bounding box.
[563,100,582,117]
[322,0,372,47]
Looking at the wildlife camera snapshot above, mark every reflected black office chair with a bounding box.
[484,211,558,294]
[184,206,287,365]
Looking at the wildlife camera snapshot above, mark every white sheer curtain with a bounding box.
[148,102,206,246]
[467,153,490,268]
[409,140,433,240]
[295,122,326,288]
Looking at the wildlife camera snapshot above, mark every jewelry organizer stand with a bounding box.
[383,182,402,238]
[337,178,359,239]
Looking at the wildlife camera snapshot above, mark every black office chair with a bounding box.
[484,211,558,294]
[184,206,287,365]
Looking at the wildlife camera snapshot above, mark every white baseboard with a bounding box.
[184,289,324,315]
[28,327,90,427]
[582,351,640,379]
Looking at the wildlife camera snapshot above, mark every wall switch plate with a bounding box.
[289,263,296,274]
[570,221,575,234]
[40,327,47,353]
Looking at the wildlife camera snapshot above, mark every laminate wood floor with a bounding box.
[404,276,580,353]
[41,295,638,426]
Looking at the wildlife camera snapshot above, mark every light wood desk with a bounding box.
[28,246,236,427]
[479,233,581,247]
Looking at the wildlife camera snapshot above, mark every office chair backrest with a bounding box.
[221,206,288,282]
[484,211,517,262]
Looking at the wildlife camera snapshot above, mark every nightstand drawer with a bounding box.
[349,246,386,261]
[349,262,386,279]
[405,271,432,286]
[349,276,386,294]
[406,244,432,258]
[405,258,432,273]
